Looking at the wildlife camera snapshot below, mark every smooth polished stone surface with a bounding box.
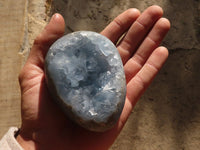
[45,31,126,132]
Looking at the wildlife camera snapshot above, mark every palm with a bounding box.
[17,6,170,150]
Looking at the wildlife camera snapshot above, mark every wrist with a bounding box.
[16,129,36,150]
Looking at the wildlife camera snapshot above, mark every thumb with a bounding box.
[28,13,65,67]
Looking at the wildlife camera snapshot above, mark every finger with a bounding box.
[101,8,140,44]
[118,47,168,128]
[117,5,163,64]
[28,13,65,68]
[124,18,170,82]
[126,47,168,106]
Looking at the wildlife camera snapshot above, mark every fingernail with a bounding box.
[50,13,59,22]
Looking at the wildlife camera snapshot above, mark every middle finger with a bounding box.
[117,5,163,64]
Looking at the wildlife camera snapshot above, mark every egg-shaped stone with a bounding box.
[45,31,126,132]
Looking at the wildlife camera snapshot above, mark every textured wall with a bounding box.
[52,0,200,149]
[0,0,26,138]
[0,0,200,149]
[0,0,47,138]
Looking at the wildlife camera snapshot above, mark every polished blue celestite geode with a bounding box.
[45,31,126,132]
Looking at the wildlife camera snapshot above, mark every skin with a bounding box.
[16,5,170,150]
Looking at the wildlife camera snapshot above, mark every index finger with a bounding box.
[101,8,140,44]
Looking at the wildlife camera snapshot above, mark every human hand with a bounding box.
[17,5,170,150]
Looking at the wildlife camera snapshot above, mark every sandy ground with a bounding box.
[0,0,200,149]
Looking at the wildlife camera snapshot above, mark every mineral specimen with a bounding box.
[45,31,126,132]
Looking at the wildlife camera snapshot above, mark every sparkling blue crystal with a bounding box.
[45,31,126,132]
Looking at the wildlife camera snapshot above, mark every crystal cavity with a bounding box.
[45,31,126,132]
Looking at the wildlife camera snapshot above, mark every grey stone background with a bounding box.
[0,0,200,149]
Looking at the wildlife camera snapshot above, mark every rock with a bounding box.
[45,31,126,132]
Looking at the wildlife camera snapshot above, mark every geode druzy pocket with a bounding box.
[45,31,126,132]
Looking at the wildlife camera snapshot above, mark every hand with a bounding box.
[17,5,170,150]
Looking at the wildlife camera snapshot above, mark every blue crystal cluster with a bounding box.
[45,31,126,132]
